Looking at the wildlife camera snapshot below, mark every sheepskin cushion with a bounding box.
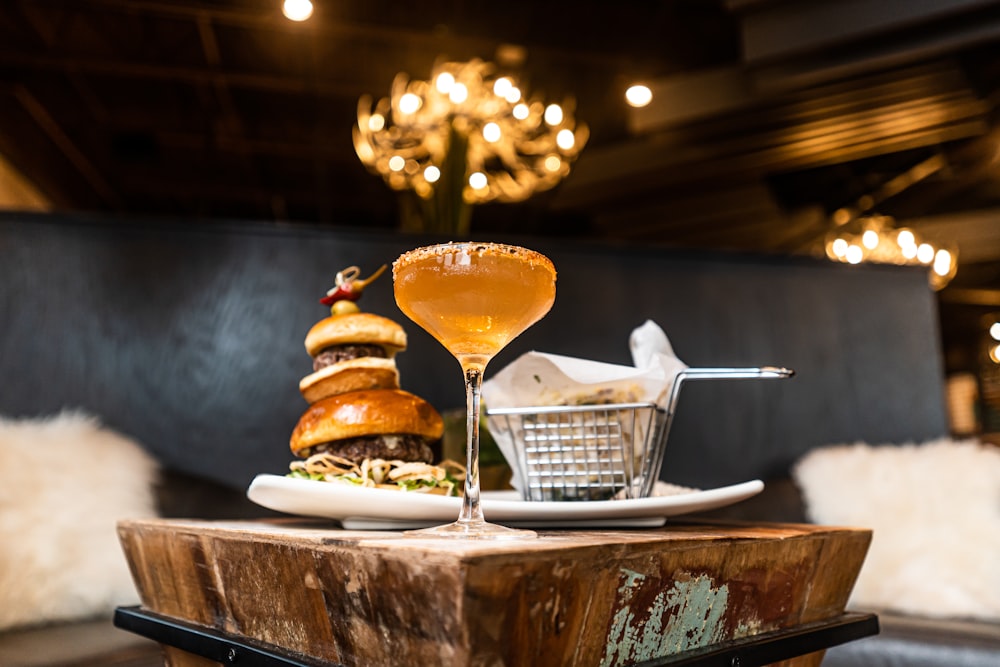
[793,438,1000,621]
[0,411,158,630]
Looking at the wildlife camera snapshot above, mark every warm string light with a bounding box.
[825,214,958,290]
[353,58,589,206]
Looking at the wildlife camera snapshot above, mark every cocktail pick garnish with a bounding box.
[320,264,387,314]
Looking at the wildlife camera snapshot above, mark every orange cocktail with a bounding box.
[393,242,556,539]
[394,243,555,368]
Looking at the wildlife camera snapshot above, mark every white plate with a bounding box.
[247,474,764,530]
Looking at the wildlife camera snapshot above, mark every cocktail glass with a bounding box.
[393,242,556,539]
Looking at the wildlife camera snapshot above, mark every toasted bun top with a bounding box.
[304,312,407,357]
[290,389,443,456]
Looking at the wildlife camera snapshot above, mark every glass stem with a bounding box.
[459,364,485,524]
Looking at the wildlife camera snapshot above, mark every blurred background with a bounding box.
[2,0,1000,437]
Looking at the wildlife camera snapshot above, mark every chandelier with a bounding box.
[353,58,588,232]
[825,214,958,290]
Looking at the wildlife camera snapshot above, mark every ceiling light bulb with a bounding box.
[831,238,848,258]
[625,84,652,108]
[933,249,952,276]
[505,87,521,103]
[483,122,501,142]
[493,77,512,98]
[990,322,1000,341]
[424,165,441,183]
[917,243,935,263]
[846,245,863,264]
[367,114,385,132]
[512,103,529,120]
[556,128,575,150]
[388,155,405,172]
[544,155,562,172]
[435,72,455,94]
[896,229,915,248]
[399,93,422,114]
[862,230,879,249]
[544,104,563,126]
[449,83,468,104]
[991,343,1000,364]
[469,172,487,190]
[282,0,313,21]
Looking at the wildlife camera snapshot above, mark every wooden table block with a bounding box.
[117,518,870,667]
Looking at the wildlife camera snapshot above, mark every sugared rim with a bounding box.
[392,242,555,277]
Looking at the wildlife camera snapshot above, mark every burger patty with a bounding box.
[313,344,387,371]
[303,434,433,463]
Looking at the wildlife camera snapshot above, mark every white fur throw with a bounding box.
[0,411,158,630]
[793,438,1000,621]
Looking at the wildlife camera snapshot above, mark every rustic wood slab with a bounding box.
[117,518,870,667]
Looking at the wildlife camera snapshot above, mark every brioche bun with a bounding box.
[290,389,443,457]
[299,357,400,403]
[304,312,406,358]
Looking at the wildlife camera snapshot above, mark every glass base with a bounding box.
[404,519,536,540]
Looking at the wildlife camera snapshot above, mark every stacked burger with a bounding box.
[287,266,463,495]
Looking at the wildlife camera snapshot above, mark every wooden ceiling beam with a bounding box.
[194,13,257,180]
[51,0,631,68]
[557,60,990,209]
[11,84,121,208]
[154,130,354,162]
[0,50,365,98]
[556,114,988,211]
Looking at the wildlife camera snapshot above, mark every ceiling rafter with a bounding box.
[0,50,366,98]
[49,0,636,68]
[11,85,121,207]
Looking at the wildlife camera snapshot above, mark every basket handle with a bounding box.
[665,366,794,415]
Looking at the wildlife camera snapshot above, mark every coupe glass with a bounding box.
[393,242,556,539]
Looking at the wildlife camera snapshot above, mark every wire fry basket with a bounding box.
[486,402,669,501]
[486,366,794,502]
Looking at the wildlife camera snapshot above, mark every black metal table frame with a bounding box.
[114,605,879,667]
